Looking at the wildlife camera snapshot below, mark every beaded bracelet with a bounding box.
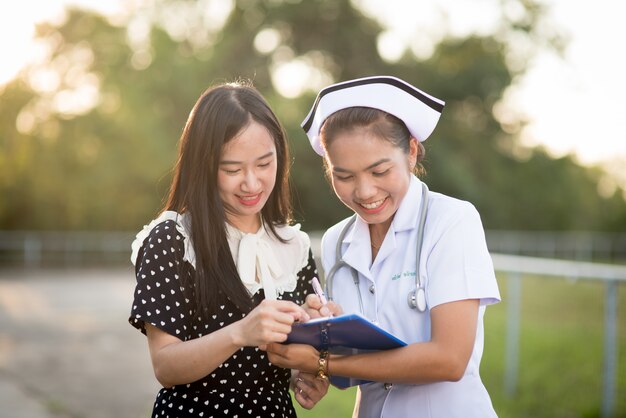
[317,350,329,380]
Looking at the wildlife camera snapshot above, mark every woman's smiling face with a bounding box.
[324,127,417,227]
[217,121,277,232]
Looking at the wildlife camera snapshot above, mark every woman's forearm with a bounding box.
[147,299,308,387]
[147,322,243,388]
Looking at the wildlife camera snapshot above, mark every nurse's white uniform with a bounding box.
[321,175,501,418]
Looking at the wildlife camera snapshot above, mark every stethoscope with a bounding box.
[324,182,429,313]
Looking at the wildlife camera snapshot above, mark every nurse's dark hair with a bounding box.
[162,80,292,316]
[319,107,426,176]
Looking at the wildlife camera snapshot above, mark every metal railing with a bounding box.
[0,230,134,266]
[0,230,624,416]
[1,230,625,266]
[491,254,626,418]
[486,230,626,262]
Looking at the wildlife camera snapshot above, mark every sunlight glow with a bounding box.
[511,2,626,165]
[0,5,46,85]
[272,60,315,98]
[154,0,233,47]
[377,30,406,63]
[0,0,129,85]
[254,28,282,55]
[52,75,100,117]
[1,0,626,168]
[23,40,101,119]
[353,0,626,168]
[28,68,62,94]
[271,51,334,99]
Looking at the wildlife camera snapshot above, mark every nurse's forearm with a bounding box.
[329,299,479,384]
[329,341,467,385]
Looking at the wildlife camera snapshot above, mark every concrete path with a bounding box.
[0,267,161,418]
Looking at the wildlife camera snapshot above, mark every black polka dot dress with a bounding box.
[129,220,317,418]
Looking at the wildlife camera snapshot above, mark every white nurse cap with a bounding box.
[301,75,445,156]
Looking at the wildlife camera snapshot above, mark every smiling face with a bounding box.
[325,126,417,229]
[217,121,277,232]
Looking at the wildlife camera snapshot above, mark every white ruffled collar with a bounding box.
[225,221,309,299]
[130,211,310,299]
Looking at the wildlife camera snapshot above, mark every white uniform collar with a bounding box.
[339,175,425,277]
[340,219,374,279]
[391,175,424,233]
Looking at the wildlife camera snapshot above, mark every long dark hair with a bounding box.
[164,81,292,315]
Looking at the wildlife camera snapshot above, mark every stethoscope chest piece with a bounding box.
[408,287,427,312]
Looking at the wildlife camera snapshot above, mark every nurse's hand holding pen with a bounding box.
[303,277,343,319]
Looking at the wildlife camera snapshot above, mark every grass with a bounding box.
[295,274,626,417]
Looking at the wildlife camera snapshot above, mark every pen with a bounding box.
[311,277,333,317]
[311,276,327,304]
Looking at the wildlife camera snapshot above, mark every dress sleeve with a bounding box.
[426,204,501,309]
[292,250,317,305]
[128,220,195,339]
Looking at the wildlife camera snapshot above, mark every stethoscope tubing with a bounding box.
[325,182,429,314]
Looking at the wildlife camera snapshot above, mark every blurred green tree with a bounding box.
[0,0,624,232]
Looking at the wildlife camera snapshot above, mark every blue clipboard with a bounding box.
[285,313,406,388]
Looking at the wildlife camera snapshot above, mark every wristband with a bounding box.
[317,350,329,380]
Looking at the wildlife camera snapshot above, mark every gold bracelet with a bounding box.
[317,350,329,380]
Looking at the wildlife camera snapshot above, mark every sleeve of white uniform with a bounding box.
[320,228,336,285]
[425,203,501,309]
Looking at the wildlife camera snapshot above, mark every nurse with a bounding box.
[266,76,501,417]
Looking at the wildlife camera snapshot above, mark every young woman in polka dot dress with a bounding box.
[129,81,329,417]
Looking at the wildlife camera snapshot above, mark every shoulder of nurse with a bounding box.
[427,191,482,228]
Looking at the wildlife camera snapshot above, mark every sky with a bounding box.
[1,0,625,179]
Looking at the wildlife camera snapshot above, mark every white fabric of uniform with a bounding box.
[320,175,501,418]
